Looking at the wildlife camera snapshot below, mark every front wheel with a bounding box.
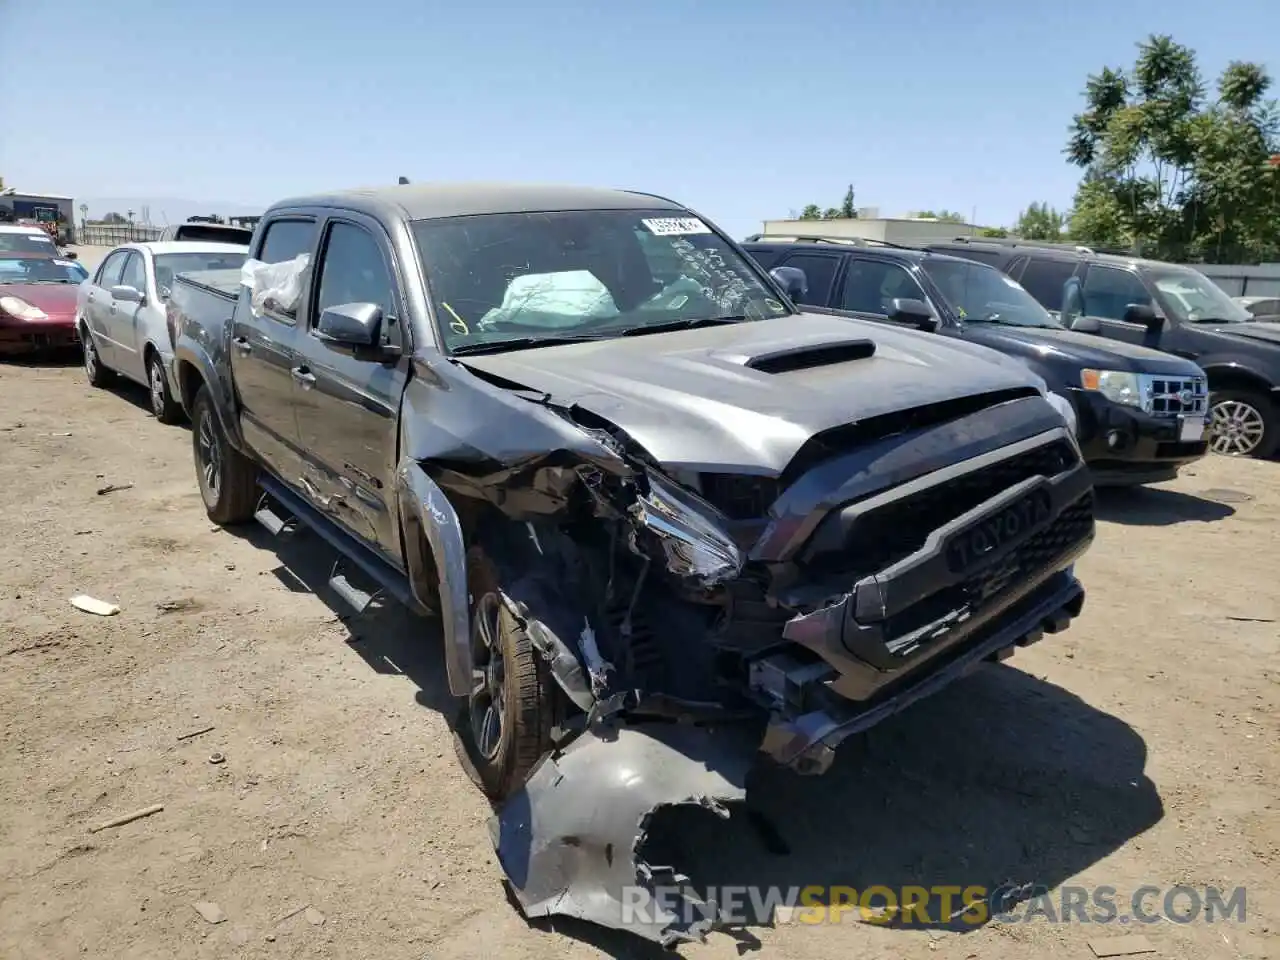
[191,385,258,524]
[463,545,555,800]
[1208,390,1279,458]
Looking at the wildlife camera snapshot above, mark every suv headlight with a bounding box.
[631,471,742,585]
[1080,369,1142,407]
[0,296,48,321]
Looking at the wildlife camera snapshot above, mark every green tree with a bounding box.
[1065,34,1280,262]
[979,226,1010,238]
[916,209,968,223]
[838,183,857,218]
[798,204,823,220]
[101,211,128,224]
[1013,201,1067,240]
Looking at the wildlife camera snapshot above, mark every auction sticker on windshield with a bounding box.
[641,217,711,236]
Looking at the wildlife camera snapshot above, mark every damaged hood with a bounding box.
[459,313,1043,474]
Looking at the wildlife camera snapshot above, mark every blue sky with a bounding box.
[2,0,1276,237]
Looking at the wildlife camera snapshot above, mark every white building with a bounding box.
[757,210,992,246]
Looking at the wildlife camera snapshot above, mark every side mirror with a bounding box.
[62,251,78,260]
[1123,302,1164,332]
[770,266,808,302]
[317,301,382,347]
[888,297,938,332]
[1070,315,1102,334]
[110,284,145,303]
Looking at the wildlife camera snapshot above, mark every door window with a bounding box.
[119,253,146,293]
[258,218,318,264]
[312,222,400,347]
[1018,258,1077,312]
[838,259,927,315]
[96,251,128,288]
[1082,266,1151,321]
[777,253,839,305]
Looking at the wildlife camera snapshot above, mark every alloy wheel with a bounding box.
[468,592,507,760]
[197,411,222,500]
[149,362,165,416]
[83,336,97,379]
[1209,399,1266,456]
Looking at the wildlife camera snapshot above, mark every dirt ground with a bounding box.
[0,350,1277,960]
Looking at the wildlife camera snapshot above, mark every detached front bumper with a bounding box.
[1072,390,1207,484]
[0,318,79,355]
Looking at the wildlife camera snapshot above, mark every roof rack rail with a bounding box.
[944,235,1096,255]
[742,233,912,250]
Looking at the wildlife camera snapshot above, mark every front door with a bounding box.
[293,216,408,561]
[106,251,149,382]
[1075,264,1162,348]
[230,216,319,481]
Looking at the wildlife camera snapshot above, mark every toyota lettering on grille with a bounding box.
[946,487,1053,574]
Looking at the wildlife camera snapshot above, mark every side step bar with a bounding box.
[254,493,295,535]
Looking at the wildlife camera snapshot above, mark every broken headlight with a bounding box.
[631,471,744,585]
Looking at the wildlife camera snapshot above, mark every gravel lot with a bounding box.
[0,322,1277,958]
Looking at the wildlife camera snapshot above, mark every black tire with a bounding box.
[80,322,113,388]
[463,545,554,800]
[146,351,183,425]
[191,385,258,525]
[1208,389,1280,459]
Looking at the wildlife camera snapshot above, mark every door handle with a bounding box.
[291,366,316,388]
[232,335,251,354]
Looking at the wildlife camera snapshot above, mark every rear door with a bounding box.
[772,252,842,307]
[85,250,129,368]
[1015,257,1080,315]
[231,216,318,480]
[293,215,408,559]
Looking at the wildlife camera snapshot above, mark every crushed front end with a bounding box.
[488,388,1094,944]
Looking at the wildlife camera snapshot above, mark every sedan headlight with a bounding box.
[0,296,48,321]
[1080,368,1142,407]
[631,471,743,585]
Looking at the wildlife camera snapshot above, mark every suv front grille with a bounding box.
[1140,374,1207,417]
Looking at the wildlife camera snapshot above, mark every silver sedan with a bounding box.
[76,241,247,422]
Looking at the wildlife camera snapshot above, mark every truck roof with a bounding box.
[269,182,685,221]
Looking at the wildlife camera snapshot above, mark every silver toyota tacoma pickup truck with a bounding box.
[167,182,1095,944]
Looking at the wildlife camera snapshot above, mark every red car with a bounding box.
[0,252,90,356]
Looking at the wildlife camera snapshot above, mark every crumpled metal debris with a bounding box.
[490,721,756,946]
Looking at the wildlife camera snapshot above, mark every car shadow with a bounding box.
[223,523,1161,958]
[1,350,82,369]
[1094,485,1235,526]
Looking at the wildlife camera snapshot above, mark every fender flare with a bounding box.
[173,340,246,450]
[395,458,471,698]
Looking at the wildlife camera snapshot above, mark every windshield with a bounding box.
[921,258,1062,328]
[0,256,88,285]
[154,251,248,299]
[411,209,789,351]
[1150,268,1252,323]
[0,231,58,255]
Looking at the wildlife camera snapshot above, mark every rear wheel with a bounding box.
[81,322,113,388]
[191,385,258,524]
[1208,389,1279,458]
[463,545,555,800]
[147,351,183,424]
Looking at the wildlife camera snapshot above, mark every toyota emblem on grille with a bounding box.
[1178,388,1195,406]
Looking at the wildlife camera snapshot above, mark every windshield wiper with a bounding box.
[614,315,748,337]
[451,334,604,356]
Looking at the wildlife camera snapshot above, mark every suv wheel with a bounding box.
[1208,390,1279,458]
[147,352,183,424]
[191,385,258,524]
[463,545,554,800]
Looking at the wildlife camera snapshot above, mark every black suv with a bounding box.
[742,236,1210,485]
[924,237,1280,459]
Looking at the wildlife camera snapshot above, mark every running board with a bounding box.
[253,493,295,535]
[329,561,378,615]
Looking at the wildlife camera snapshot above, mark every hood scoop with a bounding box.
[745,338,876,374]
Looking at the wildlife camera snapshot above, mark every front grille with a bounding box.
[1139,374,1207,417]
[881,492,1094,654]
[806,438,1079,580]
[700,473,781,520]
